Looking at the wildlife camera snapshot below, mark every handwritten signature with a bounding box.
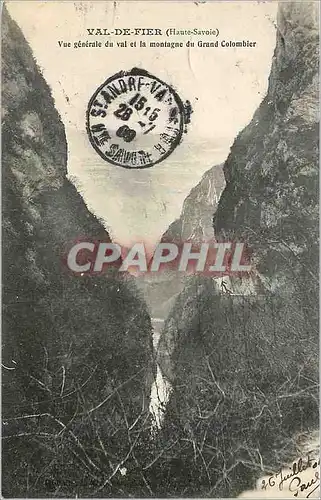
[261,455,320,498]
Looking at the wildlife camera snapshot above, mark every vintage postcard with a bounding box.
[2,0,319,498]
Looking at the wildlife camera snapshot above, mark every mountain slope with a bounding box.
[214,1,319,301]
[137,164,225,320]
[2,7,154,497]
[153,2,319,497]
[162,164,225,243]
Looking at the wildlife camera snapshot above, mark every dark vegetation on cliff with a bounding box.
[155,277,318,497]
[154,2,319,497]
[2,7,155,497]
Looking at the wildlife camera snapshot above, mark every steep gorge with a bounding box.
[1,1,319,498]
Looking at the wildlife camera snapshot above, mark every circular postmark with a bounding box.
[86,68,185,169]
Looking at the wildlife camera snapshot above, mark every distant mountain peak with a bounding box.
[161,163,225,244]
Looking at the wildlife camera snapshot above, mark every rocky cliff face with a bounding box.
[137,164,225,320]
[154,2,319,497]
[214,1,319,301]
[162,164,225,243]
[2,7,154,497]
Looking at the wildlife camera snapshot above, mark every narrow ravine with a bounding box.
[147,276,258,432]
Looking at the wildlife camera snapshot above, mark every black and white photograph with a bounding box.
[2,0,319,497]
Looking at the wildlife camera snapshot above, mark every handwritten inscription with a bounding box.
[261,455,320,498]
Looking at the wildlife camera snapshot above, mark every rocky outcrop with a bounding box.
[2,7,154,497]
[137,164,225,320]
[162,164,225,243]
[214,1,319,302]
[153,2,319,497]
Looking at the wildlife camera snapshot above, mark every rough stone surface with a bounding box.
[2,7,154,497]
[154,3,319,497]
